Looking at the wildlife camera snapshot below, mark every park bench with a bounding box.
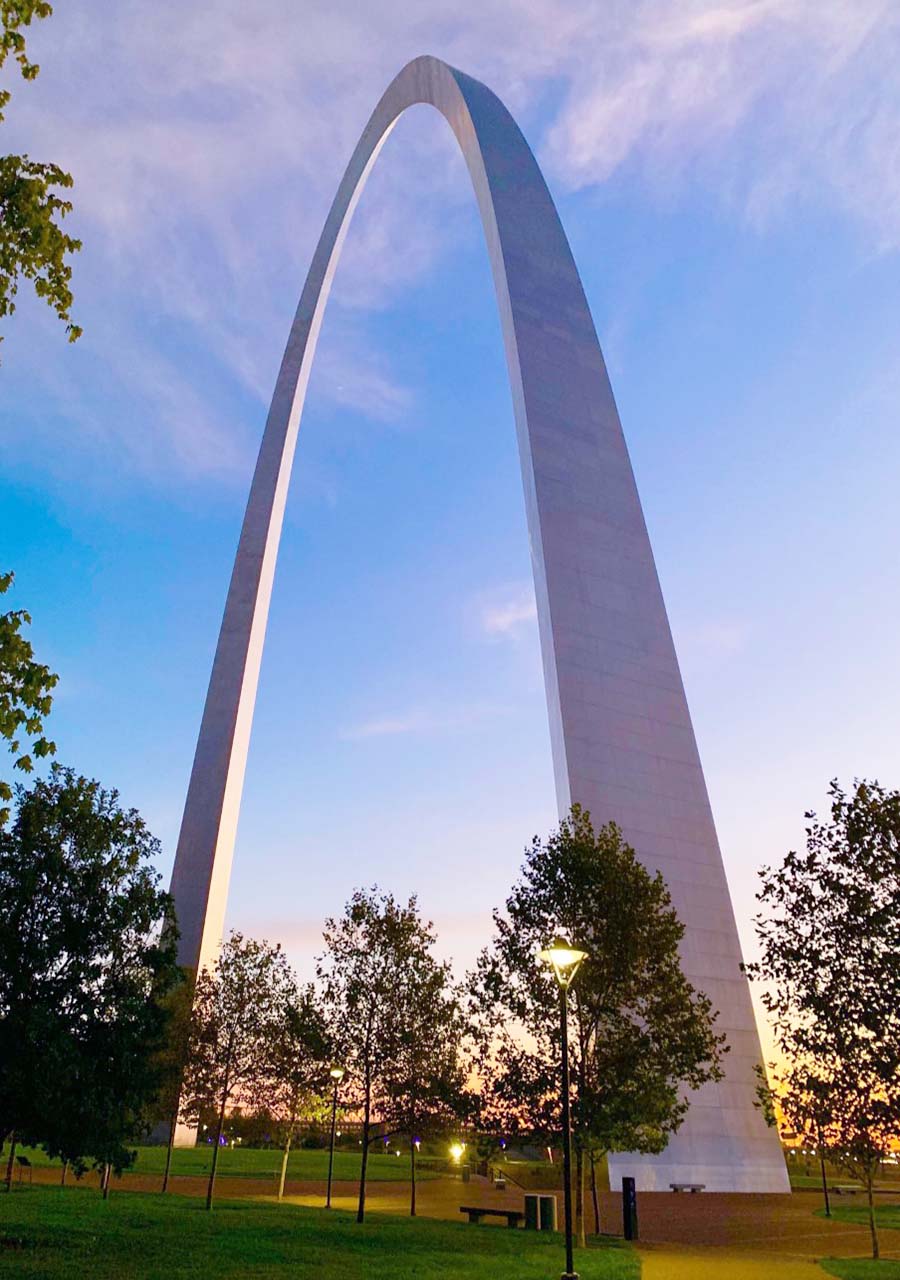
[832,1185,859,1195]
[460,1205,523,1228]
[669,1182,705,1193]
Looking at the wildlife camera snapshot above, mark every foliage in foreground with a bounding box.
[0,3,82,348]
[748,779,900,1260]
[472,805,726,1241]
[318,888,476,1223]
[0,1187,638,1280]
[180,932,326,1211]
[0,766,181,1175]
[0,570,57,824]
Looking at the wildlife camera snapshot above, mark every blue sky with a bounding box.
[2,1,900,1046]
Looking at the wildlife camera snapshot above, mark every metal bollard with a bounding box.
[622,1176,638,1241]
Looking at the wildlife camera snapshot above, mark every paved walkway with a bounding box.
[638,1245,825,1279]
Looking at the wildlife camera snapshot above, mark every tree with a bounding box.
[317,887,456,1223]
[472,806,726,1242]
[0,765,180,1186]
[246,983,331,1201]
[747,779,900,1260]
[149,972,195,1193]
[0,570,57,825]
[381,958,476,1215]
[0,4,81,349]
[180,931,295,1210]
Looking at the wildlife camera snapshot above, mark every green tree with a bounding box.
[180,931,296,1211]
[472,806,726,1242]
[150,972,195,1193]
[381,957,476,1215]
[748,778,900,1260]
[246,983,331,1201]
[318,888,453,1223]
[1,3,81,349]
[0,570,57,824]
[0,765,180,1187]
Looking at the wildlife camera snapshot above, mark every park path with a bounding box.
[638,1246,824,1279]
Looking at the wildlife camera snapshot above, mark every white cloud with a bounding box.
[542,0,900,245]
[6,0,900,477]
[686,620,748,659]
[340,701,507,740]
[314,340,414,422]
[476,583,538,639]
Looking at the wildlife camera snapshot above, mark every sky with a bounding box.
[2,0,900,1053]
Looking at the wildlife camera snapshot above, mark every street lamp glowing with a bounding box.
[329,1065,345,1082]
[539,935,587,1280]
[539,936,587,988]
[449,1142,465,1163]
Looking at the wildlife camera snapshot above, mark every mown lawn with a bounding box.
[821,1264,900,1279]
[0,1186,638,1279]
[819,1204,900,1280]
[12,1143,430,1183]
[820,1205,900,1231]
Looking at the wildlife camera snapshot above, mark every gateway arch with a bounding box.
[168,55,788,1192]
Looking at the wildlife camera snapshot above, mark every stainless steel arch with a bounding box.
[168,55,788,1191]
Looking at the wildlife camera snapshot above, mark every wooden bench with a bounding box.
[460,1205,523,1228]
[670,1182,705,1193]
[832,1185,859,1195]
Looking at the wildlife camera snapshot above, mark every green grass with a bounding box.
[0,1186,638,1279]
[13,1144,430,1183]
[818,1205,900,1280]
[821,1204,900,1231]
[821,1264,900,1279]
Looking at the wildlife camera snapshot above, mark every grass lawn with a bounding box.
[818,1205,900,1280]
[12,1143,429,1183]
[821,1264,900,1279]
[820,1205,900,1231]
[0,1186,638,1279]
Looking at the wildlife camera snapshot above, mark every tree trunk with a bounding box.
[4,1132,16,1192]
[102,1163,111,1199]
[866,1173,880,1260]
[410,1136,416,1217]
[590,1152,601,1236]
[207,1090,228,1211]
[356,1075,371,1224]
[278,1130,293,1202]
[61,1161,69,1187]
[575,1145,586,1248]
[162,1112,177,1194]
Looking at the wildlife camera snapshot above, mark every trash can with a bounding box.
[539,1194,558,1231]
[524,1194,540,1230]
[461,1165,471,1183]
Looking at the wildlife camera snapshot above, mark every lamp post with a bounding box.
[326,1065,345,1209]
[539,936,587,1280]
